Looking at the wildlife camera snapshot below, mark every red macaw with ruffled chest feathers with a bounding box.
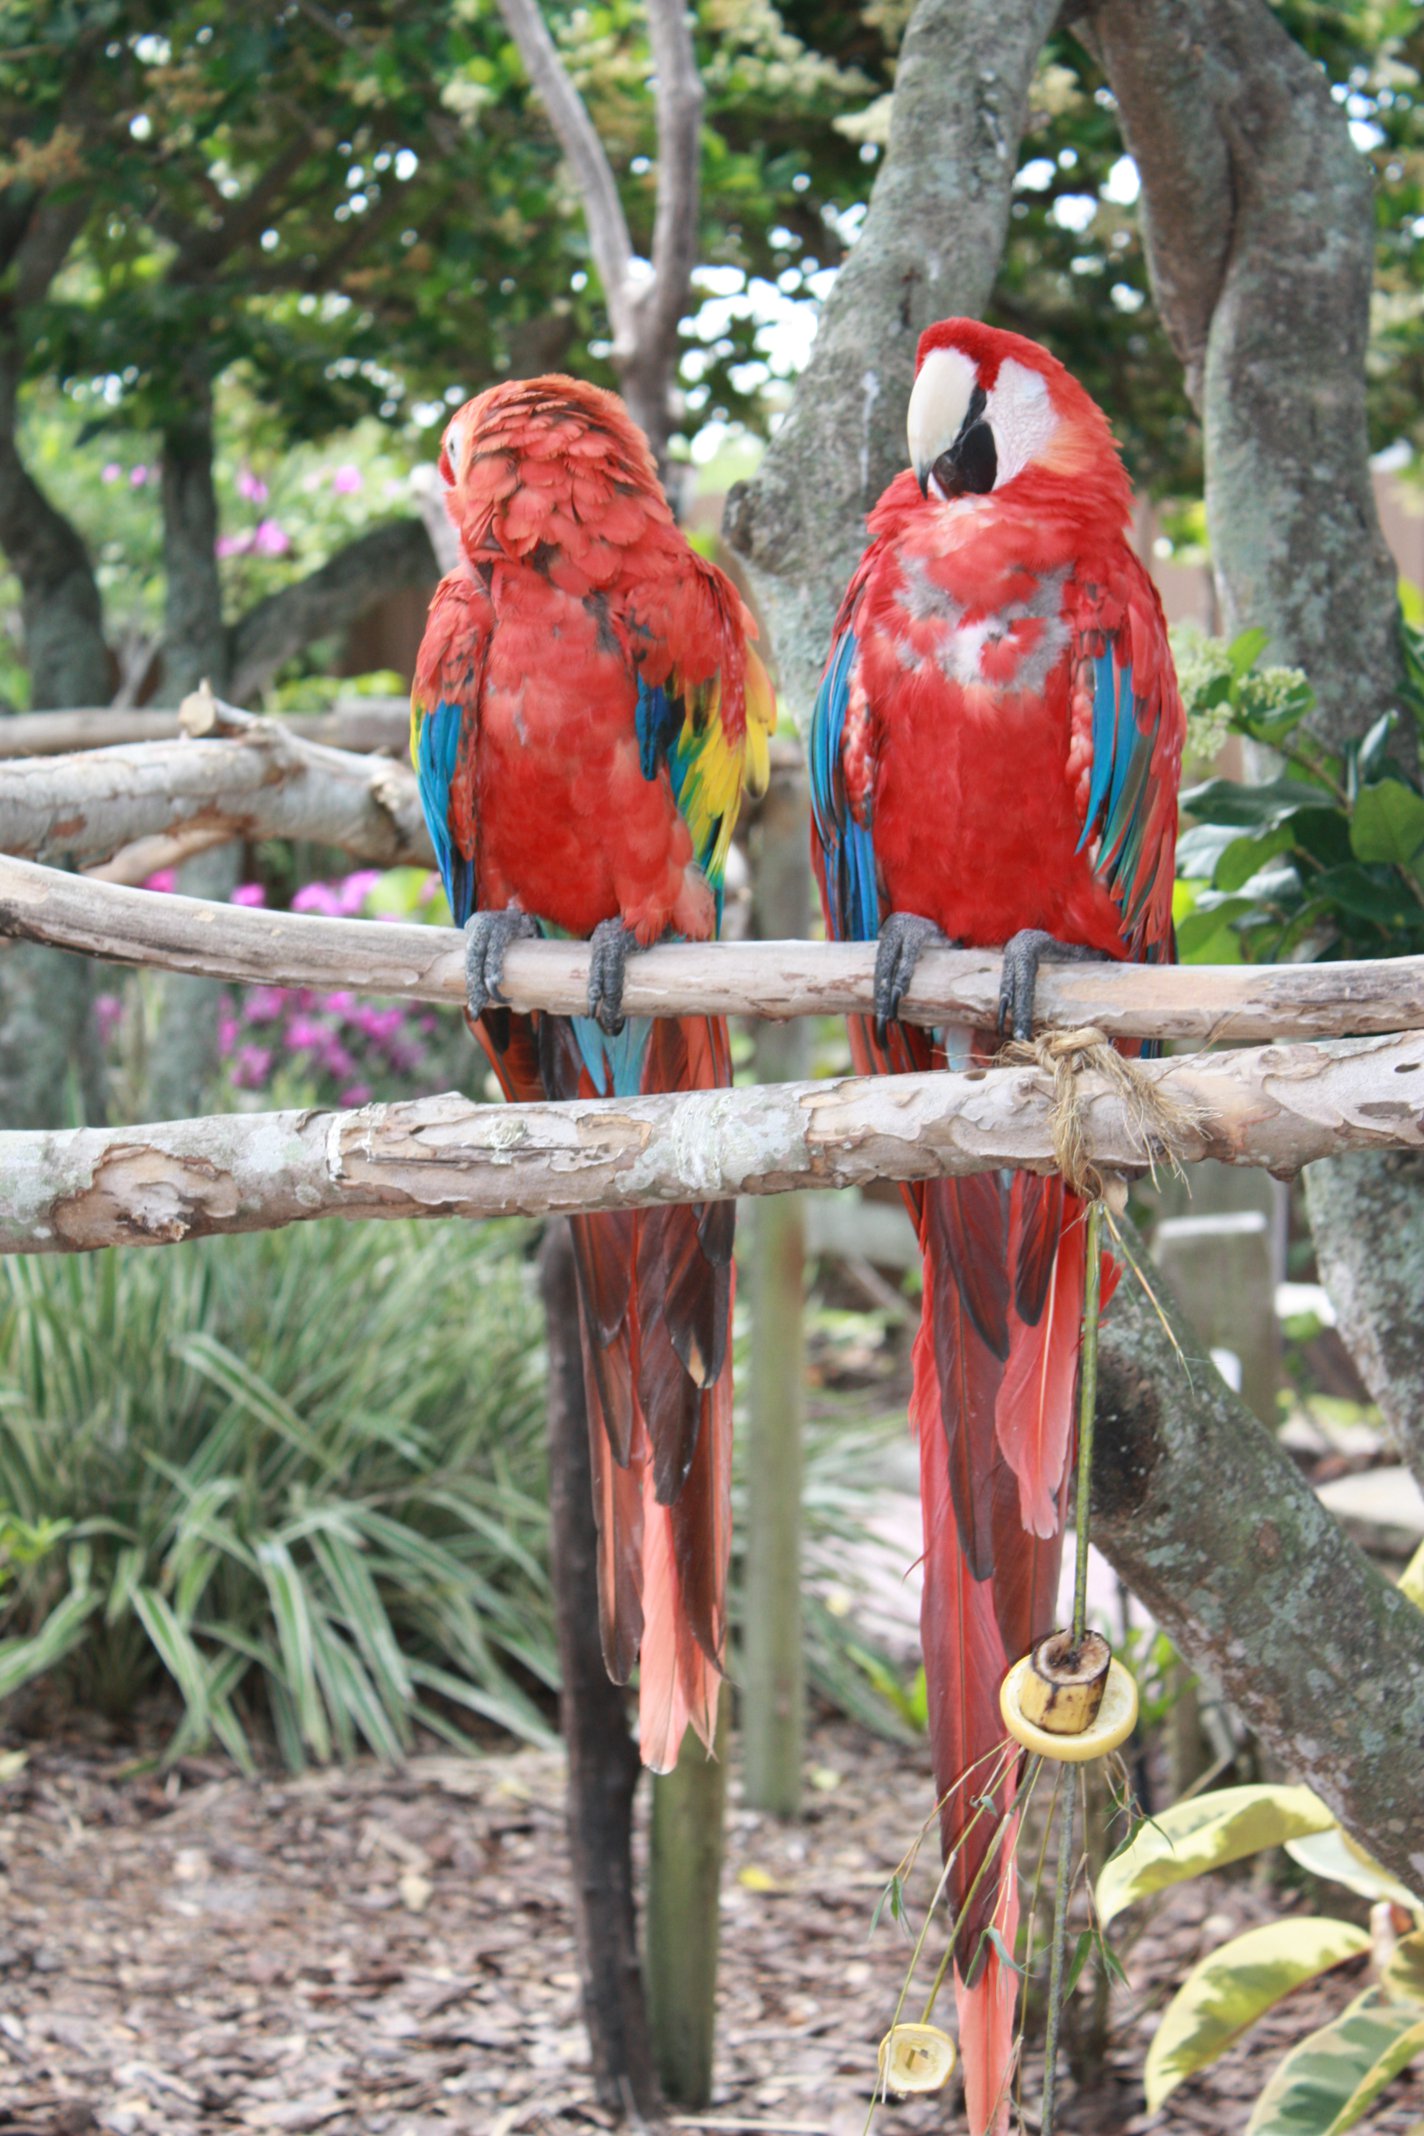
[810,320,1183,2133]
[412,376,774,1771]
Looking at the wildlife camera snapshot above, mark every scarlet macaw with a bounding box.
[809,320,1183,2133]
[412,376,774,1771]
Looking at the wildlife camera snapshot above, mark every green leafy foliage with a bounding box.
[1096,1783,1337,1927]
[0,1218,557,1766]
[1174,627,1424,963]
[1145,1919,1373,2113]
[1245,1990,1424,2136]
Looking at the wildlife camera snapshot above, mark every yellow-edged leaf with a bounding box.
[1285,1827,1422,1911]
[1145,1918,1370,2111]
[1246,1987,1424,2136]
[1385,1932,1424,2008]
[1400,1537,1424,1611]
[1097,1785,1336,1927]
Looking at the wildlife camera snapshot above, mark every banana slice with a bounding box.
[1001,1633,1138,1762]
[878,2022,957,2094]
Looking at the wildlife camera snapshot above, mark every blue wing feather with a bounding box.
[809,624,880,944]
[416,699,476,925]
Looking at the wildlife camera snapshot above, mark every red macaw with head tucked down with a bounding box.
[413,375,773,1772]
[810,320,1183,2134]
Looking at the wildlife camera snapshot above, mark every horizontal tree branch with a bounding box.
[4,852,1424,1043]
[0,700,411,759]
[0,727,432,875]
[1,1031,1421,1254]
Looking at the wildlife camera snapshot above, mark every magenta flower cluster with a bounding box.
[220,981,435,1107]
[105,869,445,1108]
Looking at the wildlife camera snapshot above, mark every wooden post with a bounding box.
[540,1223,663,2122]
[1153,1204,1281,1428]
[646,1701,730,2108]
[742,768,811,1815]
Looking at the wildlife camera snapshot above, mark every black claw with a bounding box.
[997,929,1106,1043]
[464,908,538,1020]
[588,917,639,1037]
[873,911,951,1043]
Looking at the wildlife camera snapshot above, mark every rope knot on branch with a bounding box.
[1000,1026,1207,1199]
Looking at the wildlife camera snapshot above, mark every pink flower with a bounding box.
[93,993,124,1043]
[216,531,252,558]
[236,468,269,504]
[417,873,441,904]
[142,868,177,894]
[232,1043,272,1089]
[231,882,266,907]
[339,1083,373,1107]
[292,882,342,916]
[320,990,355,1013]
[130,465,151,488]
[285,1016,326,1051]
[101,463,122,485]
[252,518,290,557]
[336,869,382,914]
[331,463,364,495]
[244,986,288,1024]
[218,1012,240,1054]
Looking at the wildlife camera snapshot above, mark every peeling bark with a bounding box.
[1096,1237,1424,1897]
[724,0,1060,716]
[7,849,1424,1043]
[1,1031,1420,1254]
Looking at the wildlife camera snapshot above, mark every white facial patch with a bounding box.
[907,346,978,476]
[982,358,1059,489]
[443,420,465,481]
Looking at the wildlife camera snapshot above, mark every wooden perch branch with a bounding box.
[2,1032,1420,1255]
[4,853,1424,1042]
[0,725,432,875]
[0,699,411,760]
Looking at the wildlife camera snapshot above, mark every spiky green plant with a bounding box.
[0,1218,554,1768]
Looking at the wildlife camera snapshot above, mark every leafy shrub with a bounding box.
[0,1218,555,1768]
[1174,624,1424,964]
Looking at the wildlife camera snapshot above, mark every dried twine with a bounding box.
[999,1025,1207,1200]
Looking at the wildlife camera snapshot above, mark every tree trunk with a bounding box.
[1082,0,1403,743]
[1095,1231,1424,1898]
[1304,1153,1424,1491]
[148,367,237,1116]
[158,369,229,705]
[540,1223,663,2125]
[0,350,110,712]
[725,0,1060,715]
[645,1705,728,2110]
[1084,0,1424,1490]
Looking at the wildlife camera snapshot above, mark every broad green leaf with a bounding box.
[1246,1987,1424,2136]
[1096,1785,1336,1927]
[1181,776,1333,828]
[1308,864,1414,928]
[1215,823,1296,894]
[1285,1828,1422,1911]
[1175,899,1251,963]
[1145,1918,1370,2111]
[1229,626,1272,678]
[1384,1933,1424,2008]
[1350,777,1424,866]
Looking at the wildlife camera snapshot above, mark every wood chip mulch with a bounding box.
[1,1722,1420,2135]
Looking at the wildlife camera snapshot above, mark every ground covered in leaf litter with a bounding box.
[2,1720,1421,2136]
